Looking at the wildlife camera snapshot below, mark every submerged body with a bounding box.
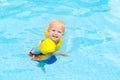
[29,20,68,64]
[29,38,62,64]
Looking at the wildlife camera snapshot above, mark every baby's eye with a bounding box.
[58,31,62,33]
[52,29,55,31]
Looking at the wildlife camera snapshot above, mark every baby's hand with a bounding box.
[53,52,69,56]
[60,52,69,57]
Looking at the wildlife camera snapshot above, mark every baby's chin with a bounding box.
[51,38,59,42]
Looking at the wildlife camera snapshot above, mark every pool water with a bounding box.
[0,0,120,80]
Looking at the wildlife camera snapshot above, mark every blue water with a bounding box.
[0,0,120,80]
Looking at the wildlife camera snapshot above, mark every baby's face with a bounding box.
[48,22,64,42]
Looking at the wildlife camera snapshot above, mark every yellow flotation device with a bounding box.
[38,27,62,54]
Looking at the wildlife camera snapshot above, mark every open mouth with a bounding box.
[52,35,58,39]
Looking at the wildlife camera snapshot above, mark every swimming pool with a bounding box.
[0,0,120,80]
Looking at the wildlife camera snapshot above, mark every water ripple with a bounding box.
[69,37,104,52]
[0,0,110,19]
[3,69,33,73]
[0,36,22,43]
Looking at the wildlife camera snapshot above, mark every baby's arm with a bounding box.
[53,52,68,56]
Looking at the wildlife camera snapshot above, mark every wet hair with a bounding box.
[48,20,66,30]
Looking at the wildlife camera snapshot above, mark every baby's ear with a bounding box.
[62,33,64,36]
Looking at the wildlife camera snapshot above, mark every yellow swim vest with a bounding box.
[37,27,62,54]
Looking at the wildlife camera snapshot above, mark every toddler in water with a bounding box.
[29,20,68,64]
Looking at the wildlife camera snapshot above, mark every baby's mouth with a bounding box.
[52,35,58,38]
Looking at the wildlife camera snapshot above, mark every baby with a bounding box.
[29,20,68,64]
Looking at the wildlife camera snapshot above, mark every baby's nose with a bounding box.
[54,31,57,34]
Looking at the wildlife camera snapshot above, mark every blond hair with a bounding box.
[48,20,66,30]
